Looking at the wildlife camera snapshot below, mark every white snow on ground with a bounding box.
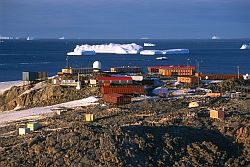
[0,80,23,95]
[0,96,99,125]
[67,43,143,55]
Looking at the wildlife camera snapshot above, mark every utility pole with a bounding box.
[237,65,240,79]
[66,56,69,68]
[196,60,200,88]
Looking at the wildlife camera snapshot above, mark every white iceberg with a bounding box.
[144,43,156,47]
[240,43,250,50]
[67,43,143,55]
[140,50,166,55]
[156,56,168,60]
[165,49,190,54]
[212,36,220,40]
[140,49,189,55]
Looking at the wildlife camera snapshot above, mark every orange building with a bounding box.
[177,76,198,83]
[148,66,195,76]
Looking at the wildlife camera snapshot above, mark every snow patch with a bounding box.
[0,96,99,125]
[20,81,46,96]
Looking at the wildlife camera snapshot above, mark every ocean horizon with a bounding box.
[0,39,249,82]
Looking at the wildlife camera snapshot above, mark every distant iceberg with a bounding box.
[212,36,220,40]
[144,43,156,47]
[240,43,250,50]
[26,36,34,41]
[140,49,189,55]
[67,43,143,55]
[156,56,168,60]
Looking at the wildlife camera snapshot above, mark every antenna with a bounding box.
[237,65,240,79]
[66,56,69,68]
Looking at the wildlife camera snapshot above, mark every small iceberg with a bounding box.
[212,36,220,40]
[144,43,156,47]
[140,49,189,55]
[156,56,168,60]
[140,50,166,55]
[26,37,34,41]
[240,43,250,50]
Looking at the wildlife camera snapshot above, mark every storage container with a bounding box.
[84,114,95,122]
[19,128,30,135]
[27,122,40,131]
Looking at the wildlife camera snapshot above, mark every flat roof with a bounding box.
[97,76,133,81]
[149,65,195,69]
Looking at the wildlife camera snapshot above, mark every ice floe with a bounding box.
[140,49,189,55]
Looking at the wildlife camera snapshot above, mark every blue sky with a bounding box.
[0,0,249,39]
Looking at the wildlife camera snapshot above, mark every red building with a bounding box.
[101,85,145,95]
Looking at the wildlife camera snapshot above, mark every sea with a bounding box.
[0,39,249,82]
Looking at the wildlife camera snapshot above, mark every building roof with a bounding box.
[97,77,133,81]
[104,93,125,98]
[149,65,195,69]
[112,66,141,69]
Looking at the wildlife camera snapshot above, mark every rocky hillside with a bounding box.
[0,82,98,111]
[0,97,249,166]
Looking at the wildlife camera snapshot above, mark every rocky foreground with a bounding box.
[0,95,249,166]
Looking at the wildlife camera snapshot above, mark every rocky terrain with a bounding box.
[0,82,99,111]
[0,94,249,166]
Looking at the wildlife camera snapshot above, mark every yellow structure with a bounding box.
[210,109,224,120]
[205,93,221,97]
[177,76,198,83]
[188,102,201,108]
[84,114,95,122]
[19,128,30,135]
[27,122,40,131]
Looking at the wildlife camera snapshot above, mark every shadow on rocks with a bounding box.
[118,125,242,166]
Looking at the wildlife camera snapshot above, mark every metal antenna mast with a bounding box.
[237,65,240,79]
